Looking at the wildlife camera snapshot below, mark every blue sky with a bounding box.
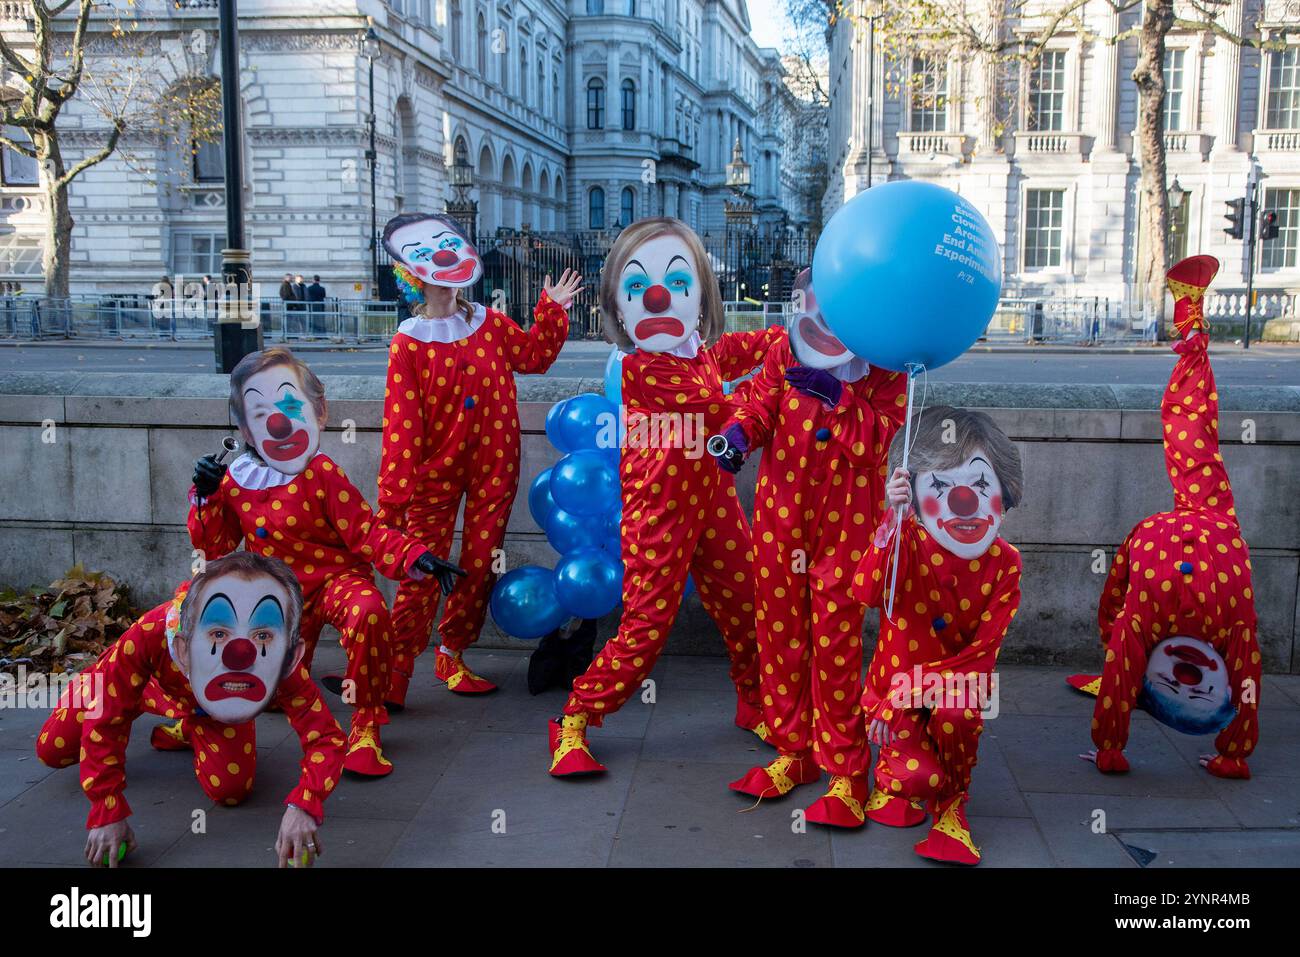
[747,1,793,49]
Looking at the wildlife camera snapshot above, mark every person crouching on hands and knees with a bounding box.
[851,407,1024,864]
[36,552,346,868]
[186,346,464,777]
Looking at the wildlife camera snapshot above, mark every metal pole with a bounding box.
[368,52,378,294]
[866,14,876,189]
[214,0,261,373]
[1243,177,1257,350]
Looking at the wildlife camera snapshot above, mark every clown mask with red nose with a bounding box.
[384,213,483,289]
[238,364,321,475]
[617,234,702,353]
[915,451,1005,560]
[173,572,299,725]
[1139,636,1237,736]
[788,268,855,371]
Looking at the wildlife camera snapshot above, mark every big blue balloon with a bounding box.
[554,548,623,619]
[812,181,1002,372]
[603,348,626,408]
[545,505,606,554]
[601,508,623,557]
[527,467,556,530]
[490,565,569,640]
[545,399,571,452]
[557,392,619,453]
[550,449,620,518]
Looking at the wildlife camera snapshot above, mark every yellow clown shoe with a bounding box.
[435,649,497,695]
[549,713,606,777]
[343,722,393,778]
[865,787,928,827]
[913,794,980,865]
[729,752,820,800]
[805,774,869,829]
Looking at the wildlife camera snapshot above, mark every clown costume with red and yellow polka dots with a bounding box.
[549,217,785,778]
[851,406,1024,865]
[376,212,582,704]
[36,553,346,869]
[1070,255,1260,781]
[719,268,908,828]
[187,347,464,779]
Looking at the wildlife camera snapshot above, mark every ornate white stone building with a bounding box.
[0,0,820,297]
[825,0,1300,316]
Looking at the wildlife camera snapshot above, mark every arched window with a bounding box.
[450,0,463,60]
[553,70,561,122]
[537,54,546,114]
[476,14,487,75]
[589,187,606,229]
[621,78,636,130]
[587,78,605,129]
[620,186,636,226]
[520,46,529,103]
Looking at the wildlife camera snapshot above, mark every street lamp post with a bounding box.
[724,139,754,301]
[363,26,380,296]
[213,0,262,373]
[445,143,478,241]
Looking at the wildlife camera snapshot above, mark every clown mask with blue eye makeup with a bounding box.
[239,364,321,475]
[173,573,298,725]
[1139,636,1237,736]
[383,213,483,289]
[915,451,1005,560]
[617,234,702,353]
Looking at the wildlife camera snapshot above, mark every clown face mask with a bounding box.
[617,234,701,352]
[1139,636,1237,736]
[176,574,297,725]
[385,215,483,288]
[239,364,321,475]
[788,270,853,370]
[915,451,1005,560]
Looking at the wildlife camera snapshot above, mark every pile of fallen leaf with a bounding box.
[0,565,137,675]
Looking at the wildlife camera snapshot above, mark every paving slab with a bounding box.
[1119,828,1300,868]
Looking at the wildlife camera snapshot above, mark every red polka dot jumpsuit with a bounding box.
[560,326,786,741]
[379,292,569,699]
[724,336,907,819]
[36,587,347,829]
[188,453,427,759]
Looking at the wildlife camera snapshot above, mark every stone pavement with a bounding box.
[1,644,1297,868]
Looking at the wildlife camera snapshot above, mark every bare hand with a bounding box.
[543,269,584,309]
[885,467,912,510]
[868,718,895,747]
[85,820,136,868]
[276,805,321,869]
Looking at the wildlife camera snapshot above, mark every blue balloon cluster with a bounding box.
[489,374,627,639]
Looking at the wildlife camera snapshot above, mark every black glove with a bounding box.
[413,552,468,596]
[193,454,228,499]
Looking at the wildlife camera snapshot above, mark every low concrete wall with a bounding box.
[2,370,1298,672]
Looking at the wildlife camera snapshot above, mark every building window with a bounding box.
[1028,50,1067,132]
[1163,48,1185,131]
[586,0,604,13]
[1024,188,1064,269]
[1,127,37,186]
[1261,187,1299,270]
[476,14,488,75]
[192,137,223,183]
[1266,46,1300,130]
[537,56,545,114]
[450,0,462,60]
[621,78,636,130]
[172,230,225,277]
[909,55,947,132]
[589,187,606,229]
[520,46,529,103]
[620,186,636,226]
[587,78,605,129]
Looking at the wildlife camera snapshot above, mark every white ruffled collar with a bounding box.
[827,356,872,383]
[228,452,296,490]
[397,302,488,344]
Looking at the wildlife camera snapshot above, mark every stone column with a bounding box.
[1211,0,1245,154]
[1092,5,1120,153]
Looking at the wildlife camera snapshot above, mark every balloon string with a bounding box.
[884,364,926,622]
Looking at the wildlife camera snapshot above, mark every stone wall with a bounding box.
[2,371,1298,672]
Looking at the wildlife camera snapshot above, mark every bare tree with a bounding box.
[0,2,221,299]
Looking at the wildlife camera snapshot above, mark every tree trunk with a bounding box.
[1132,0,1174,335]
[37,131,73,302]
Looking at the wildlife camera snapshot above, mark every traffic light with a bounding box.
[1224,198,1245,239]
[1260,210,1280,242]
